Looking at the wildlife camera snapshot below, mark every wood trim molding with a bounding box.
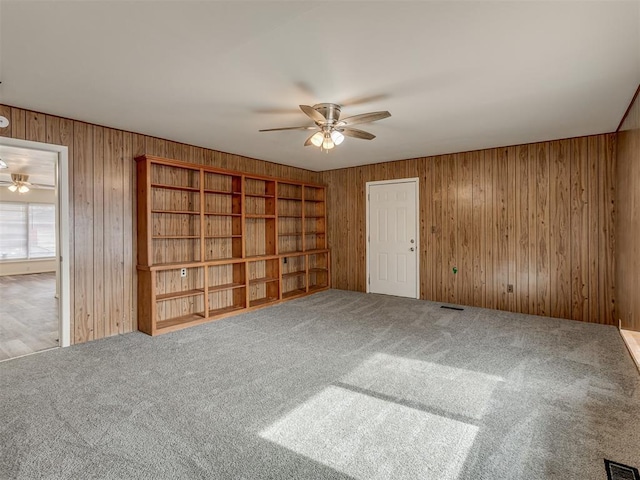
[617,83,640,132]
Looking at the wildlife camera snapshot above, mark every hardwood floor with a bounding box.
[0,272,58,362]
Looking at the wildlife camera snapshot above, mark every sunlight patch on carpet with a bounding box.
[261,385,478,480]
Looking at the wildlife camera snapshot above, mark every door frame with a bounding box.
[0,137,71,348]
[365,177,420,299]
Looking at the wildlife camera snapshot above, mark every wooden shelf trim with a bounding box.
[205,212,242,217]
[250,296,279,307]
[204,189,242,195]
[153,235,200,239]
[245,193,276,199]
[249,276,279,285]
[156,288,204,301]
[151,183,200,192]
[282,288,307,299]
[245,214,276,219]
[208,282,245,293]
[282,270,306,278]
[208,305,245,317]
[151,209,200,215]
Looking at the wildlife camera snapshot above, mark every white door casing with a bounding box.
[0,137,71,348]
[366,178,419,299]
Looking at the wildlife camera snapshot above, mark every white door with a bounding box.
[367,179,419,298]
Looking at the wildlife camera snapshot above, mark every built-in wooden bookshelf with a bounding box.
[136,155,330,335]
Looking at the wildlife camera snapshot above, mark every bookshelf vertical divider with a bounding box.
[136,155,330,336]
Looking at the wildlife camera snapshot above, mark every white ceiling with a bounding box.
[0,145,57,188]
[1,1,638,172]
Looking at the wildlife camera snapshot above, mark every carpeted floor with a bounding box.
[1,289,639,479]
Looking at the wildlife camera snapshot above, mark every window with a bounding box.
[0,202,56,261]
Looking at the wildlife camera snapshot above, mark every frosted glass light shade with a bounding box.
[322,133,335,150]
[18,185,29,193]
[8,184,17,192]
[310,132,324,147]
[330,130,344,145]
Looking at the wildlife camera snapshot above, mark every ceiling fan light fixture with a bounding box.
[322,132,335,150]
[18,184,30,193]
[8,184,17,192]
[330,130,344,145]
[0,159,7,169]
[310,131,324,147]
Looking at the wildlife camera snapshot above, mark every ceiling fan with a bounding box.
[259,103,391,151]
[0,173,54,193]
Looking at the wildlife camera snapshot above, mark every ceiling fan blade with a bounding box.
[338,111,391,127]
[340,127,376,140]
[259,126,317,132]
[304,133,317,146]
[299,105,326,123]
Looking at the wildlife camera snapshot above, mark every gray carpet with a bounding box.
[1,289,639,479]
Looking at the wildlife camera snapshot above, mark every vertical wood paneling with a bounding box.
[550,140,571,319]
[506,147,517,312]
[536,142,550,316]
[420,158,433,300]
[484,149,495,309]
[495,148,508,311]
[122,132,134,334]
[527,144,538,314]
[444,155,457,303]
[601,134,616,325]
[458,154,472,306]
[324,134,616,325]
[73,121,94,343]
[472,150,486,306]
[616,86,640,332]
[588,136,601,322]
[515,145,529,313]
[1,103,322,344]
[432,156,443,302]
[571,137,589,322]
[11,108,26,139]
[93,126,105,340]
[26,112,46,143]
[104,129,125,336]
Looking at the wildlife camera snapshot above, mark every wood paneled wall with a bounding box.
[0,104,322,344]
[615,86,640,331]
[323,134,617,325]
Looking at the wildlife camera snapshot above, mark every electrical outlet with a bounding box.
[507,284,514,293]
[180,268,187,278]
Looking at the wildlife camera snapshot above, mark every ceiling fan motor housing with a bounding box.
[313,103,341,125]
[11,173,29,183]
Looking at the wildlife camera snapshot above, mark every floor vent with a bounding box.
[605,459,640,480]
[440,305,464,311]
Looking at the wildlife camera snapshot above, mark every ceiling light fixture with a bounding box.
[0,159,7,169]
[7,173,32,194]
[259,103,391,152]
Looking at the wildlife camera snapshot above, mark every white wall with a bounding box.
[0,187,57,276]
